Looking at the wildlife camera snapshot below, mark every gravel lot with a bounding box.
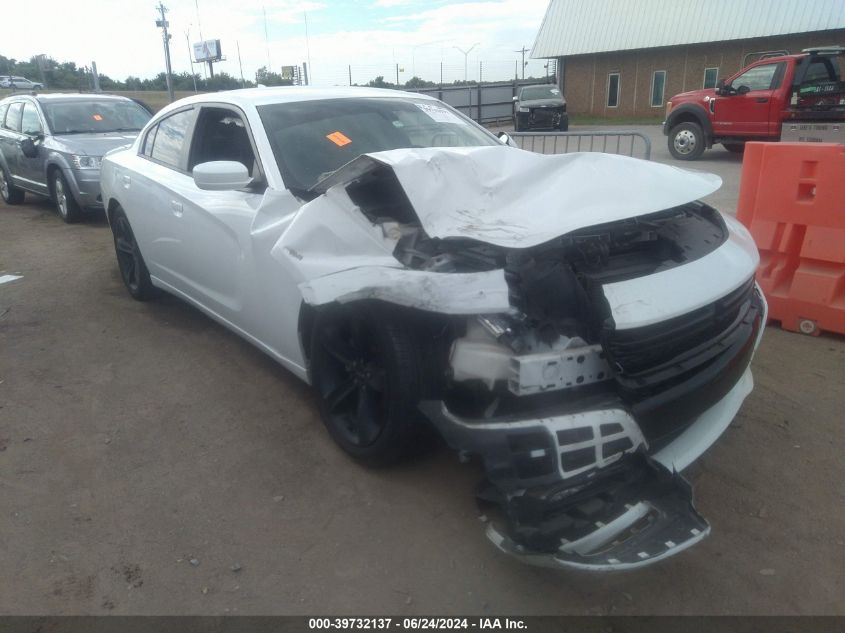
[1,127,844,615]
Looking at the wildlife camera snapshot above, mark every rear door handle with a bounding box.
[171,200,183,217]
[755,97,769,103]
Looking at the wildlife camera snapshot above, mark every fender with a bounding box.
[665,104,714,146]
[43,151,84,204]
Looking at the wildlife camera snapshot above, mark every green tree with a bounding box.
[255,66,292,87]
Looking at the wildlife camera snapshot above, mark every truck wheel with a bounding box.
[668,122,705,160]
[723,143,745,154]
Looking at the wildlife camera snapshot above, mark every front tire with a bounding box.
[51,170,81,223]
[668,121,706,160]
[310,303,429,466]
[0,165,25,204]
[111,207,155,301]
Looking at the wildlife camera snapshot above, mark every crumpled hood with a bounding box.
[314,146,721,249]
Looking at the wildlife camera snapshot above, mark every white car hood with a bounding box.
[312,146,722,248]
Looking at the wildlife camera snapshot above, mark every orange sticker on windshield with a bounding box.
[93,114,103,121]
[326,131,351,146]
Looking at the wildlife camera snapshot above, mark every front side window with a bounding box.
[21,103,43,135]
[257,97,498,193]
[703,67,719,89]
[148,109,194,169]
[651,71,666,107]
[607,73,620,107]
[4,102,23,132]
[41,99,151,135]
[732,63,780,91]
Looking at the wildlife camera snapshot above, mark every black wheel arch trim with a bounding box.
[666,104,714,147]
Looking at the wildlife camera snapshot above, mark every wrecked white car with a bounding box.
[100,87,766,571]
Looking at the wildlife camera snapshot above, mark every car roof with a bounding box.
[164,86,439,111]
[34,93,133,103]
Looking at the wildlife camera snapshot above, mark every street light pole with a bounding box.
[185,27,198,92]
[453,43,479,82]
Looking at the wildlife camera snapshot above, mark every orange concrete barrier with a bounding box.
[737,142,845,336]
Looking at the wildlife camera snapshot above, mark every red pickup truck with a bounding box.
[663,47,845,160]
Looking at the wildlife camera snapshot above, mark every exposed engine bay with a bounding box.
[276,146,765,570]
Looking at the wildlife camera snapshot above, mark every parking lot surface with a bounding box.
[1,128,844,614]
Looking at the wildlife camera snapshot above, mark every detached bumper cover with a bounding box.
[419,287,766,570]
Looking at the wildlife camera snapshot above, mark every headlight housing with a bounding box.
[517,106,529,113]
[70,154,102,170]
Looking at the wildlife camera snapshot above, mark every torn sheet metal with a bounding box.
[312,146,721,248]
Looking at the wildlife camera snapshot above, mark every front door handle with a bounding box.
[171,200,183,217]
[755,97,769,103]
[122,174,131,188]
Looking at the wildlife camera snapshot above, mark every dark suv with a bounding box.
[513,84,569,131]
[0,93,151,221]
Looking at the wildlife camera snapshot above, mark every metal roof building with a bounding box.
[531,0,845,117]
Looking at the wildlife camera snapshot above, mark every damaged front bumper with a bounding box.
[420,287,765,571]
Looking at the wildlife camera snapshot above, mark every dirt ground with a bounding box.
[1,137,844,615]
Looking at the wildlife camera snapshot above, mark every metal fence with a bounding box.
[412,79,553,124]
[509,131,652,160]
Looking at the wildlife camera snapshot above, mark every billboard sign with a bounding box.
[193,39,222,62]
[281,65,296,80]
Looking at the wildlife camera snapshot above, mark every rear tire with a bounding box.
[668,121,706,161]
[0,165,25,204]
[51,170,81,223]
[723,142,745,154]
[558,116,569,132]
[310,303,430,466]
[111,207,155,301]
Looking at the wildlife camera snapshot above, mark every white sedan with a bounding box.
[100,87,766,570]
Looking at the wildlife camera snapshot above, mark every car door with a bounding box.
[172,104,268,325]
[128,107,197,289]
[18,102,48,193]
[1,102,25,186]
[712,62,783,137]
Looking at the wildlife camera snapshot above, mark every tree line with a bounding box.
[0,54,295,91]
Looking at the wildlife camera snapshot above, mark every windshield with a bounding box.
[42,100,152,135]
[520,86,562,100]
[257,97,499,192]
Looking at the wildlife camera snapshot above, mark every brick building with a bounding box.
[531,0,845,118]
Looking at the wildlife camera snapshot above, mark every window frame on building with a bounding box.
[650,70,667,107]
[606,72,620,108]
[703,67,719,89]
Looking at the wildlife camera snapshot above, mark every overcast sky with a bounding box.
[2,0,553,86]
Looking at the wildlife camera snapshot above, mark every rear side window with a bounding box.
[21,104,43,135]
[4,102,23,132]
[147,109,194,170]
[0,104,8,127]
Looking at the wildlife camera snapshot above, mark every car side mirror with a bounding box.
[512,96,518,102]
[19,137,39,158]
[192,161,252,191]
[714,79,725,95]
[497,131,518,147]
[736,85,750,95]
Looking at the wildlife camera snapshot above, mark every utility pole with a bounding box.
[91,61,101,92]
[185,28,198,92]
[263,5,272,71]
[155,2,175,102]
[514,45,529,80]
[237,41,245,88]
